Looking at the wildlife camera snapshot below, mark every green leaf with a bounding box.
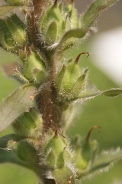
[55,28,86,49]
[75,88,122,101]
[102,88,122,97]
[80,148,122,179]
[0,84,37,132]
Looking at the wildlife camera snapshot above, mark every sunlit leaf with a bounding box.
[0,84,37,132]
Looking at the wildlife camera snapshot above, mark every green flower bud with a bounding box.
[13,108,43,137]
[57,60,81,100]
[44,132,66,169]
[0,14,26,52]
[81,126,99,164]
[38,1,79,47]
[55,65,66,92]
[74,126,99,173]
[39,2,65,44]
[16,140,39,168]
[72,136,88,171]
[0,19,17,52]
[5,14,26,46]
[21,50,46,84]
[60,61,81,92]
[74,146,88,171]
[56,53,89,101]
[70,68,88,100]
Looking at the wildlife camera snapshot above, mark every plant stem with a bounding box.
[26,0,48,60]
[37,55,62,132]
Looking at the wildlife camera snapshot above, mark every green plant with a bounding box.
[0,0,122,184]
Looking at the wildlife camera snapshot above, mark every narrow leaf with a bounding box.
[74,88,122,101]
[0,84,37,132]
[102,88,122,97]
[76,91,101,100]
[56,28,86,49]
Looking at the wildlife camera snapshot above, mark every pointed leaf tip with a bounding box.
[103,88,122,97]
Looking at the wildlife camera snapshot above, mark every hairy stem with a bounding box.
[37,55,61,132]
[26,0,61,132]
[26,0,48,60]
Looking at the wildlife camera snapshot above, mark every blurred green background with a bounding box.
[0,0,122,183]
